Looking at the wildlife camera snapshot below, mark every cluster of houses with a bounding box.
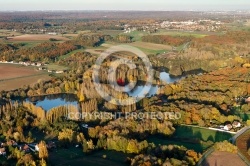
[160,19,223,32]
[0,61,66,74]
[0,140,56,156]
[0,60,42,67]
[0,140,18,156]
[123,19,223,34]
[221,121,242,131]
[123,23,159,34]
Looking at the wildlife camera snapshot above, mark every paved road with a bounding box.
[230,126,250,144]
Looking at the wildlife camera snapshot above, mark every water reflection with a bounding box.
[26,94,78,111]
[128,71,203,97]
[160,72,183,84]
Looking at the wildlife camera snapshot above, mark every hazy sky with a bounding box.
[0,0,249,11]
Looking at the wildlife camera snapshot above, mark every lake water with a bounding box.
[127,71,185,97]
[23,71,202,109]
[26,94,78,111]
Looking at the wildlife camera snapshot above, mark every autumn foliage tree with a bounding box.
[38,141,48,160]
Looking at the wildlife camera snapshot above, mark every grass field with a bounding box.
[154,29,209,38]
[59,48,86,60]
[49,148,129,166]
[234,112,250,121]
[46,64,69,71]
[85,47,106,55]
[128,41,172,50]
[100,41,170,55]
[128,31,150,41]
[0,29,22,37]
[174,126,234,142]
[0,63,50,90]
[7,34,70,42]
[99,30,124,37]
[148,126,234,153]
[126,30,209,41]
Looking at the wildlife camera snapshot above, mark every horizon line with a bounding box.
[0,9,250,12]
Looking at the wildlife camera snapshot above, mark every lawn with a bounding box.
[46,64,69,71]
[233,112,250,121]
[99,30,124,37]
[49,148,129,166]
[128,31,150,41]
[125,30,209,42]
[7,34,69,42]
[128,41,172,50]
[154,29,209,38]
[58,48,85,60]
[147,126,234,153]
[0,29,22,37]
[101,41,170,55]
[147,136,212,153]
[173,126,234,142]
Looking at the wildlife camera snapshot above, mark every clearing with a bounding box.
[7,34,70,42]
[201,151,247,166]
[0,63,50,90]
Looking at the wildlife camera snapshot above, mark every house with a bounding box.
[0,142,5,147]
[19,144,30,153]
[48,32,57,35]
[223,124,233,131]
[36,63,42,67]
[38,67,47,71]
[232,121,241,128]
[0,148,6,155]
[47,141,56,149]
[245,97,250,103]
[35,144,39,151]
[7,140,17,146]
[55,70,64,74]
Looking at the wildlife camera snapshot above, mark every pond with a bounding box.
[26,93,78,111]
[22,71,202,109]
[128,70,204,98]
[127,71,185,97]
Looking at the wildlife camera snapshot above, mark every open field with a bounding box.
[0,64,39,80]
[101,42,170,55]
[174,126,234,142]
[128,41,172,50]
[0,29,22,37]
[148,136,211,153]
[85,48,106,55]
[99,30,123,37]
[0,64,50,90]
[0,73,50,91]
[46,64,69,70]
[148,126,234,153]
[201,151,247,166]
[154,29,210,38]
[126,30,211,41]
[63,33,78,39]
[59,48,85,60]
[49,148,128,166]
[7,34,70,41]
